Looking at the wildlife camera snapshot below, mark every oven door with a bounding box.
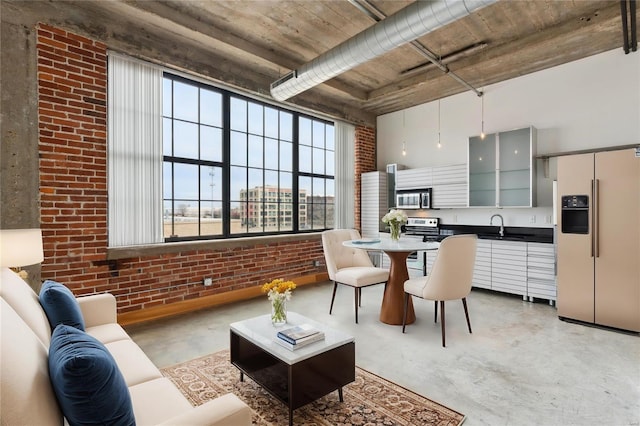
[404,235,426,277]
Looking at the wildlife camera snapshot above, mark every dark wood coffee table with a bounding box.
[230,312,355,426]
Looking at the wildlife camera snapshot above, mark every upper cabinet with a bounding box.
[395,167,432,190]
[468,126,537,207]
[431,164,468,208]
[396,164,468,208]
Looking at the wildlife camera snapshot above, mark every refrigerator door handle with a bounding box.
[591,179,595,258]
[594,178,600,258]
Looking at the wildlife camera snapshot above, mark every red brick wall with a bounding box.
[354,126,377,231]
[36,24,324,315]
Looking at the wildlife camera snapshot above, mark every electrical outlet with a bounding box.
[203,277,213,286]
[530,215,536,224]
[545,215,552,224]
[452,214,458,223]
[313,260,321,267]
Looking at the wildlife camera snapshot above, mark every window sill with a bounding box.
[106,232,324,260]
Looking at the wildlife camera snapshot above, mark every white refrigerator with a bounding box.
[556,148,640,332]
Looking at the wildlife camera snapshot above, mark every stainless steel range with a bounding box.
[402,217,444,277]
[404,217,446,242]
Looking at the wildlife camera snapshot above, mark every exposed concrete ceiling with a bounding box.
[4,0,637,126]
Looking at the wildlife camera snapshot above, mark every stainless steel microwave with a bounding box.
[396,192,420,209]
[420,189,431,209]
[396,189,431,209]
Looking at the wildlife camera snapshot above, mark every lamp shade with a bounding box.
[0,228,44,268]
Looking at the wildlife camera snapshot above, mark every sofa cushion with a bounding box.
[128,378,192,425]
[104,339,163,387]
[48,324,135,426]
[1,299,62,426]
[39,280,85,331]
[0,268,53,346]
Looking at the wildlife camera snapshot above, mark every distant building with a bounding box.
[239,185,303,229]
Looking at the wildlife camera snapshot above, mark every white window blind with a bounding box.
[334,121,355,229]
[108,53,163,247]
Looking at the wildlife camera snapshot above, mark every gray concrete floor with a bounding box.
[126,282,640,426]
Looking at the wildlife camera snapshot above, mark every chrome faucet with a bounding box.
[490,214,504,237]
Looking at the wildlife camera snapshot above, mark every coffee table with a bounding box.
[230,312,355,426]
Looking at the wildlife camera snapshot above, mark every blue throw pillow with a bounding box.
[39,280,85,331]
[48,324,135,426]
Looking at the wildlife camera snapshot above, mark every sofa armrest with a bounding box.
[157,393,251,426]
[76,293,117,328]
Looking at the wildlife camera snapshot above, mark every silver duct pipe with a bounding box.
[270,0,497,101]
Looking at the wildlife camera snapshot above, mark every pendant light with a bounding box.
[402,110,407,156]
[480,91,485,140]
[437,99,442,149]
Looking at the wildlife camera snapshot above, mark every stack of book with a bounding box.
[275,323,325,351]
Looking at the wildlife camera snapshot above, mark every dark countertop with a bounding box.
[439,225,554,244]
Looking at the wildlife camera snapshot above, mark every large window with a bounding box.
[162,74,334,241]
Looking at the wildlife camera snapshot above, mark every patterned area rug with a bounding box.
[160,349,465,425]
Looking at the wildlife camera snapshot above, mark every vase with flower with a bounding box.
[261,278,296,326]
[381,209,408,242]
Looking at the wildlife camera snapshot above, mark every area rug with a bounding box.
[160,349,465,425]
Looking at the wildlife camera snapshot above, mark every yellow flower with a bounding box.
[262,278,296,294]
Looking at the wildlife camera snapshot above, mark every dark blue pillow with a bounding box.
[48,324,135,426]
[39,280,85,331]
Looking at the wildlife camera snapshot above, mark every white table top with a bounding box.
[343,238,440,252]
[230,311,354,365]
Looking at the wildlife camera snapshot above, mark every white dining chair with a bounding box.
[402,234,477,346]
[322,229,389,323]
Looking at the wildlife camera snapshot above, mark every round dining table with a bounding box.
[343,238,440,325]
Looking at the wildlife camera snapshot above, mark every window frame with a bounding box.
[162,72,335,242]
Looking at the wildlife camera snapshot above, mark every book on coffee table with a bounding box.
[275,331,325,351]
[277,324,321,344]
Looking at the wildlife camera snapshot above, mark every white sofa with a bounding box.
[0,267,251,425]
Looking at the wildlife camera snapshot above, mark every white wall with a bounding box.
[376,48,640,228]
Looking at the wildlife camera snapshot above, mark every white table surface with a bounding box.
[230,311,354,365]
[343,239,440,252]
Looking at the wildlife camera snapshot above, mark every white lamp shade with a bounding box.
[0,229,44,268]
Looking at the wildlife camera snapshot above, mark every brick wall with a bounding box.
[354,126,377,231]
[36,24,325,315]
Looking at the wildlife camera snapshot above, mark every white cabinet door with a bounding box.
[526,242,556,301]
[472,240,492,290]
[360,172,387,238]
[431,164,468,208]
[491,240,527,297]
[396,167,432,190]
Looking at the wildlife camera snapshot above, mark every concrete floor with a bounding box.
[126,282,640,426]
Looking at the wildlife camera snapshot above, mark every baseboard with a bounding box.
[118,272,329,326]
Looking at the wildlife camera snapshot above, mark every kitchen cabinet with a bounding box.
[526,242,556,303]
[396,167,432,190]
[425,250,436,275]
[427,238,555,303]
[491,240,528,298]
[468,126,536,207]
[469,239,527,299]
[360,171,387,239]
[431,164,468,208]
[468,134,497,207]
[471,239,492,290]
[396,164,468,208]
